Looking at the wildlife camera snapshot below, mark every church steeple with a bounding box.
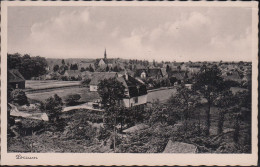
[104,48,107,59]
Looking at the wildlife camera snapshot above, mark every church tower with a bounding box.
[104,48,107,59]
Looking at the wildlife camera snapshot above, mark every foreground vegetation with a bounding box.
[8,64,252,153]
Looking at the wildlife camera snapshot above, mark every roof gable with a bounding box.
[8,69,25,82]
[90,72,117,85]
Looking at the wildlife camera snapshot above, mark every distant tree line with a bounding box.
[8,53,48,80]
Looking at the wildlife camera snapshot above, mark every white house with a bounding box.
[117,74,148,108]
[90,72,148,108]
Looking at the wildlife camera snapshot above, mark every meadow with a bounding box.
[25,80,99,103]
[25,80,81,90]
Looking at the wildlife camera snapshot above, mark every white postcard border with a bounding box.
[1,1,258,166]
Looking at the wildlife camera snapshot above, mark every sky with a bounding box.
[8,6,252,62]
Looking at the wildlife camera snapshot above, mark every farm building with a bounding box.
[135,67,164,79]
[8,69,25,89]
[89,72,118,91]
[163,140,198,153]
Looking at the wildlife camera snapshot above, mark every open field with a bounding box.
[147,88,177,103]
[26,87,99,103]
[25,80,81,90]
[27,84,176,104]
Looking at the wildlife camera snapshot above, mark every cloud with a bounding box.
[8,6,252,61]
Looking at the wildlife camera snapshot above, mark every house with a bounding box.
[160,68,168,78]
[63,70,81,80]
[117,74,148,108]
[223,70,243,83]
[188,64,201,74]
[135,68,148,79]
[148,68,163,79]
[163,140,198,153]
[8,69,25,89]
[89,72,118,91]
[168,71,187,84]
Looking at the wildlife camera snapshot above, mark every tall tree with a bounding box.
[89,64,94,72]
[7,53,48,79]
[53,65,59,72]
[193,65,225,135]
[168,85,199,120]
[97,78,125,152]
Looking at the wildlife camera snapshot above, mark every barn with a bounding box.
[8,69,25,89]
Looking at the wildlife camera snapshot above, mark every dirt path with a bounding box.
[62,102,104,112]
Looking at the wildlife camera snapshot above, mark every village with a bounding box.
[7,50,252,153]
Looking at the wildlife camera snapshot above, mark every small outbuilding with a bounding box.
[8,69,25,89]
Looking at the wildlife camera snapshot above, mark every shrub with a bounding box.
[65,94,81,106]
[10,89,28,105]
[40,94,63,122]
[81,78,91,86]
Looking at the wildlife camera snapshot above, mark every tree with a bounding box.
[81,78,91,86]
[89,65,94,72]
[65,94,81,106]
[62,59,65,65]
[40,94,63,122]
[70,64,78,70]
[97,78,125,152]
[53,65,59,72]
[168,85,199,120]
[98,78,125,108]
[80,67,85,72]
[193,65,225,135]
[7,53,48,79]
[10,89,28,105]
[214,90,237,134]
[106,65,109,72]
[177,65,181,72]
[166,64,171,73]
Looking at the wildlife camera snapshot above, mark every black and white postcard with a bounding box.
[1,1,258,166]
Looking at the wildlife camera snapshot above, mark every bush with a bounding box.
[65,94,81,106]
[10,89,28,105]
[60,76,68,81]
[81,78,91,86]
[40,94,63,122]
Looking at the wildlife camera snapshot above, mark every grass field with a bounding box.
[147,88,177,103]
[26,87,99,103]
[25,80,81,90]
